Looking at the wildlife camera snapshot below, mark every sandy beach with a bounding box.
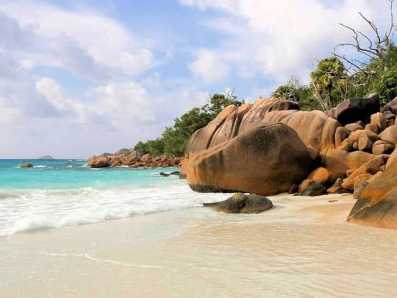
[1,193,397,298]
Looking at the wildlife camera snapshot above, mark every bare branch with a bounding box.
[358,12,382,45]
[387,0,395,39]
[339,23,375,50]
[333,51,367,73]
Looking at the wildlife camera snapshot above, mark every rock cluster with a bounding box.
[183,96,397,229]
[88,149,180,168]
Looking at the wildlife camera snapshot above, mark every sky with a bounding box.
[0,0,394,158]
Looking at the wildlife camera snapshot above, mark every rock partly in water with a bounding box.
[88,156,111,168]
[203,193,273,214]
[19,162,33,168]
[159,171,181,177]
[88,150,180,169]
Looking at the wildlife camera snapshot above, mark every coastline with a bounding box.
[2,193,397,297]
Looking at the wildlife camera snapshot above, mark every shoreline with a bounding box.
[2,193,397,297]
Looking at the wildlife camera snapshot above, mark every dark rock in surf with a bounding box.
[204,193,273,214]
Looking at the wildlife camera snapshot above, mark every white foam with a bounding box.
[0,183,230,236]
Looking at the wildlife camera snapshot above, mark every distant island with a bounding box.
[37,155,55,160]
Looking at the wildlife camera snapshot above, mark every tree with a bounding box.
[334,0,395,74]
[311,57,349,110]
[161,107,212,156]
[272,78,301,102]
[272,78,319,110]
[202,91,242,117]
[375,69,397,103]
[134,139,164,156]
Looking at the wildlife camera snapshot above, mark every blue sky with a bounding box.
[0,0,393,158]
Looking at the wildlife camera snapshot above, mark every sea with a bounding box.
[0,159,228,237]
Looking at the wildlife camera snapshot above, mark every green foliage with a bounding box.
[340,44,397,103]
[375,69,397,103]
[203,92,242,116]
[134,139,164,156]
[310,57,348,110]
[272,46,397,111]
[272,84,300,102]
[134,93,242,157]
[272,79,320,111]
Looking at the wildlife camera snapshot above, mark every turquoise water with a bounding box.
[0,159,228,236]
[0,159,175,189]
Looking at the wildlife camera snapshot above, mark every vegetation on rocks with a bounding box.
[273,0,397,110]
[134,93,242,157]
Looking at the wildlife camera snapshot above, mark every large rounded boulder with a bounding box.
[185,98,299,155]
[182,123,314,196]
[186,98,340,161]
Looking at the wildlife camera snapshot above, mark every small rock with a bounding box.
[335,127,350,147]
[203,193,273,214]
[296,182,327,196]
[169,171,181,176]
[379,125,397,145]
[20,162,33,168]
[358,134,373,152]
[372,140,395,155]
[345,123,364,132]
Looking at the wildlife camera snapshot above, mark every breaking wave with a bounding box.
[0,184,229,236]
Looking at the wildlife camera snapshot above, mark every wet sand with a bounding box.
[1,193,397,297]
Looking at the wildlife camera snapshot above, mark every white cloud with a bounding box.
[0,2,164,157]
[190,49,230,83]
[0,97,20,123]
[35,77,87,122]
[91,82,156,127]
[0,1,154,80]
[179,0,237,11]
[181,0,394,83]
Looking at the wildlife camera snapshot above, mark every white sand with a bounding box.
[1,193,397,298]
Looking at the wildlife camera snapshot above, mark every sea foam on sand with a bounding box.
[0,184,230,236]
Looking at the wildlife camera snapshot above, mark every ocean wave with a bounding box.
[34,165,47,168]
[0,185,229,236]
